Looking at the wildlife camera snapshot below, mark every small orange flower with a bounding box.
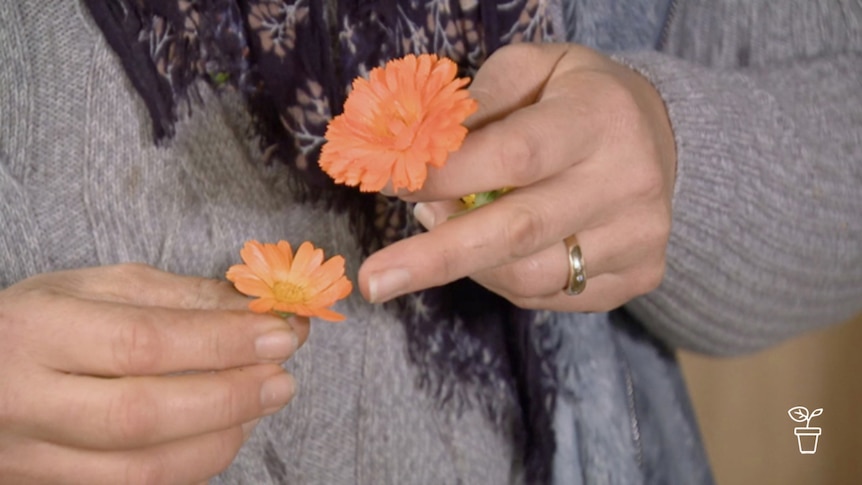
[319,54,478,192]
[226,240,353,322]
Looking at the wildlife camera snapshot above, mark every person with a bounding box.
[1,1,859,484]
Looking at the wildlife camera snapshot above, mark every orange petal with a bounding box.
[319,54,475,193]
[262,241,293,280]
[307,277,353,307]
[286,302,346,322]
[225,263,252,283]
[290,241,324,277]
[309,307,347,322]
[249,297,277,314]
[231,276,275,299]
[239,241,275,287]
[305,256,347,293]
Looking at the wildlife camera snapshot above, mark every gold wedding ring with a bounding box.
[563,235,587,295]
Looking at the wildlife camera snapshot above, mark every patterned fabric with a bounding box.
[83,0,562,482]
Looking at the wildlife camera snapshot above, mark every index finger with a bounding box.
[38,263,251,311]
[28,294,308,376]
[359,175,582,302]
[17,263,310,375]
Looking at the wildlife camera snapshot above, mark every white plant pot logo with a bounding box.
[787,406,823,454]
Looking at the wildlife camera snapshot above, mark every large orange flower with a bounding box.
[226,240,353,322]
[319,54,478,192]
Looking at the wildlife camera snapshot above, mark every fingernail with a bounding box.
[413,203,435,228]
[255,329,298,361]
[241,418,260,442]
[368,268,411,303]
[260,373,296,412]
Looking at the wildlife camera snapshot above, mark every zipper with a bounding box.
[657,0,680,50]
[619,350,646,474]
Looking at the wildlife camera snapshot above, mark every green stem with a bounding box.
[449,188,511,219]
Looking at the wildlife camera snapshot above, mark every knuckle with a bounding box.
[205,325,231,369]
[436,225,501,283]
[637,271,663,296]
[649,214,672,247]
[601,78,640,119]
[184,277,229,310]
[631,162,666,201]
[488,43,543,70]
[496,130,541,184]
[212,374,245,425]
[98,264,156,301]
[504,257,546,298]
[432,244,466,283]
[495,265,528,297]
[596,82,671,204]
[503,207,544,260]
[112,316,162,375]
[632,260,666,296]
[648,257,668,289]
[619,217,669,299]
[597,81,644,140]
[638,210,672,252]
[107,387,158,445]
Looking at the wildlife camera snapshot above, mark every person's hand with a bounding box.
[359,43,677,312]
[0,264,308,484]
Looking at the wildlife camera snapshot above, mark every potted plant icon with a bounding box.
[787,406,823,454]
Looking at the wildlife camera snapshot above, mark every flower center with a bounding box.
[272,280,307,304]
[373,98,422,150]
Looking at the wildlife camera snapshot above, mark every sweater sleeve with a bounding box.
[615,2,862,355]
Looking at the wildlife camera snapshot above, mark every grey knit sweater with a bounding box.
[621,1,862,353]
[1,0,861,483]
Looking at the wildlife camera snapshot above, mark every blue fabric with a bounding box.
[550,0,714,483]
[563,0,673,51]
[549,310,714,484]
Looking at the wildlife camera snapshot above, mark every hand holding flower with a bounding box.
[0,264,306,483]
[357,43,677,313]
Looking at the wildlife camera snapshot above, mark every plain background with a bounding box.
[680,313,862,484]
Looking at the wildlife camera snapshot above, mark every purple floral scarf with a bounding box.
[84,0,561,481]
